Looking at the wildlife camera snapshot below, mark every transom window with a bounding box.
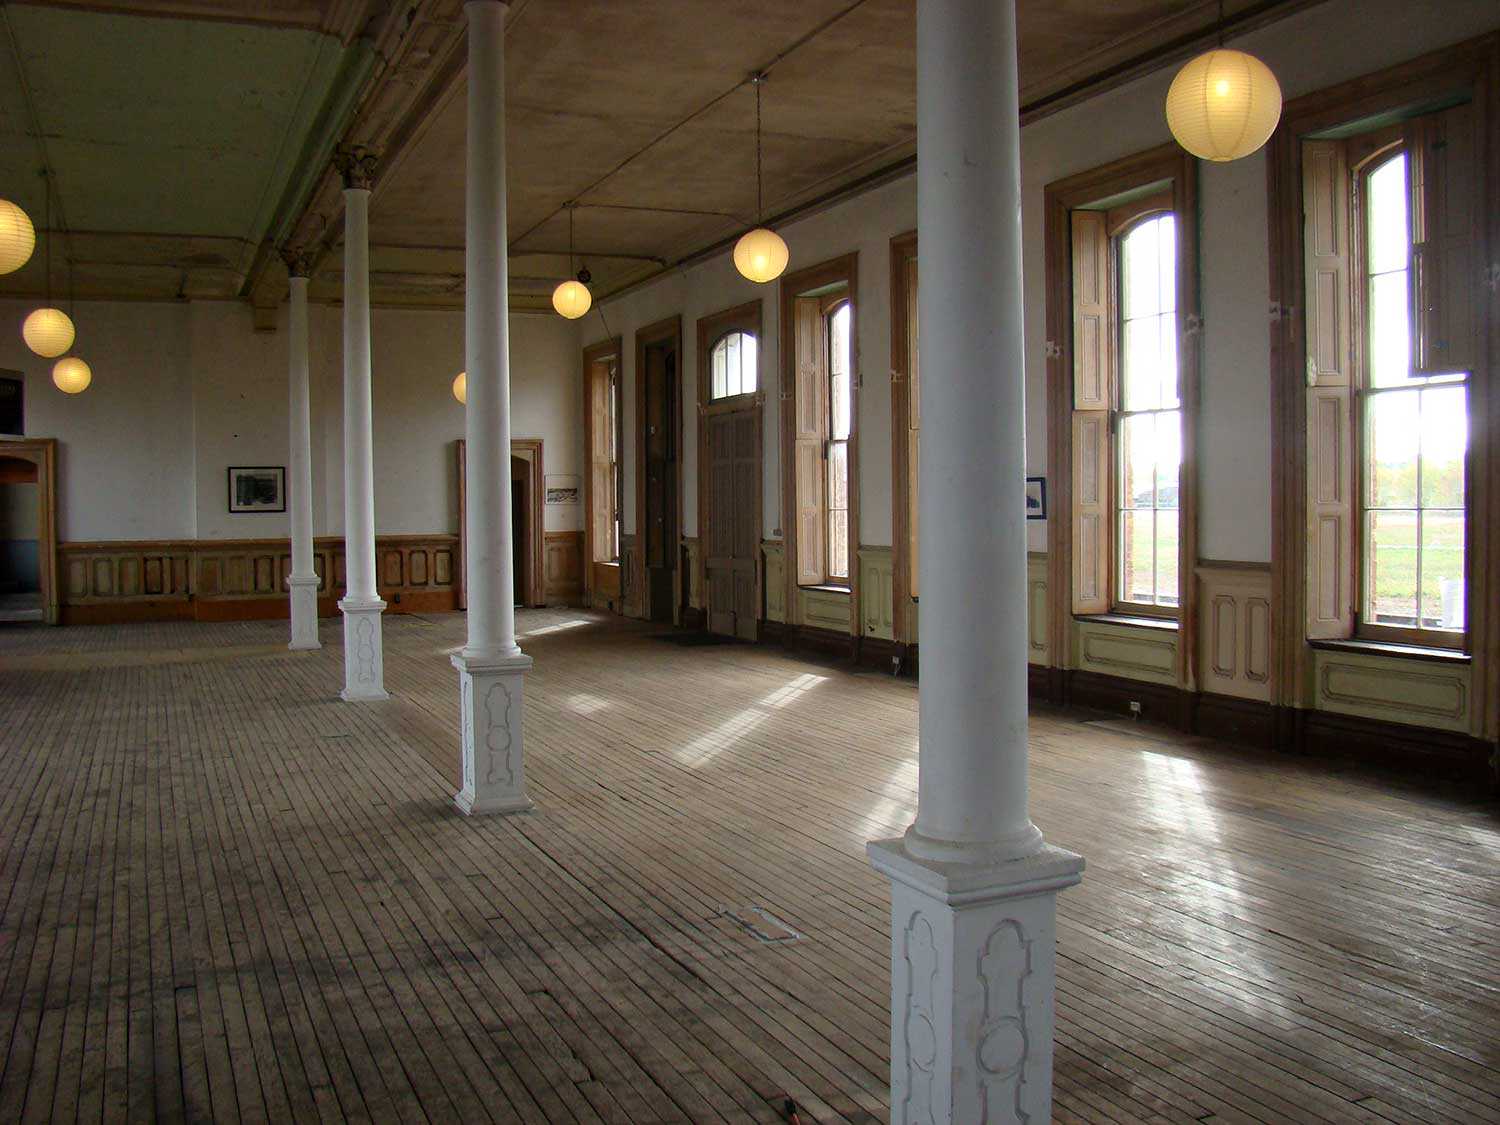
[1115,213,1180,610]
[1359,150,1468,636]
[709,330,758,400]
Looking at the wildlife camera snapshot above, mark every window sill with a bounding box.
[1075,612,1179,632]
[801,583,851,596]
[1310,637,1470,664]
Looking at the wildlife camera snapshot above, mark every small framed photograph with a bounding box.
[1025,476,1047,520]
[228,466,286,513]
[545,474,580,506]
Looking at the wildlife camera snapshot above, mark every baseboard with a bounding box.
[1063,669,1188,728]
[681,606,707,631]
[1288,706,1497,788]
[1193,691,1277,749]
[855,635,906,673]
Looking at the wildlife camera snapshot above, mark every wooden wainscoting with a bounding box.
[1195,561,1274,703]
[543,531,584,606]
[58,534,460,625]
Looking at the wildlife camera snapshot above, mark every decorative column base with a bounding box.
[452,650,534,816]
[339,596,389,701]
[868,837,1084,1125]
[287,574,322,651]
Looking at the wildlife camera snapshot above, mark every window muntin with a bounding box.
[1358,150,1468,638]
[608,365,623,561]
[709,330,758,400]
[826,301,852,583]
[1115,213,1180,610]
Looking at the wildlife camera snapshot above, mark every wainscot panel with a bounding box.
[799,586,852,634]
[762,541,787,624]
[1312,648,1472,735]
[1195,562,1274,703]
[1073,617,1179,686]
[543,531,584,606]
[857,546,894,641]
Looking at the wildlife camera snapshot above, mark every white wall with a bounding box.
[595,0,1500,565]
[1,297,580,544]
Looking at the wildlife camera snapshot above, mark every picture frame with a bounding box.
[545,473,581,506]
[1025,475,1047,520]
[227,466,286,513]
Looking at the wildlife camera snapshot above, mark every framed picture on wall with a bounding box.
[1025,476,1047,520]
[0,373,22,438]
[227,466,286,513]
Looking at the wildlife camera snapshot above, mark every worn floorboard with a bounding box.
[0,608,1497,1123]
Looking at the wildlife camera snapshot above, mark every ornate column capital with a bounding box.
[333,146,379,191]
[280,247,316,280]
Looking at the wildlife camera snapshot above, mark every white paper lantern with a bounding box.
[1165,48,1282,163]
[733,227,789,284]
[53,356,92,394]
[552,279,592,320]
[0,199,35,275]
[23,306,75,358]
[452,371,466,404]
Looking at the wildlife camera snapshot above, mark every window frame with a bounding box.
[822,295,853,586]
[890,232,919,644]
[1349,134,1471,650]
[706,328,760,405]
[581,336,625,607]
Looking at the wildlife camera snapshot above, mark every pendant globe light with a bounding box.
[53,356,91,394]
[1165,1,1282,163]
[734,74,788,284]
[452,371,466,404]
[0,198,35,275]
[552,205,592,319]
[23,175,75,358]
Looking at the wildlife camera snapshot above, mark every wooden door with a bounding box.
[705,408,760,640]
[643,340,678,623]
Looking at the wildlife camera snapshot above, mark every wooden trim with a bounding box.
[779,252,860,636]
[696,300,765,628]
[1044,144,1200,689]
[1266,32,1499,741]
[889,230,918,645]
[0,437,59,625]
[580,336,622,604]
[455,437,546,609]
[633,315,682,622]
[542,530,584,606]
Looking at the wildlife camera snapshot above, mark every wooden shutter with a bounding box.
[794,296,826,586]
[1070,209,1110,613]
[906,257,920,598]
[1302,140,1355,638]
[588,364,613,563]
[1407,102,1477,377]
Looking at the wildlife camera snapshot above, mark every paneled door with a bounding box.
[705,408,759,640]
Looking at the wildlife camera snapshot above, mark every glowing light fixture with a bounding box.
[0,198,35,275]
[734,73,788,284]
[452,370,466,404]
[52,356,91,394]
[1165,4,1281,163]
[23,306,74,357]
[551,205,592,319]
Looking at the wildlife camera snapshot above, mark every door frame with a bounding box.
[633,314,683,623]
[696,300,765,635]
[0,438,58,625]
[455,436,545,610]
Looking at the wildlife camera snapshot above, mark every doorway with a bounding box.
[454,437,545,611]
[635,317,681,624]
[0,441,58,625]
[697,301,763,641]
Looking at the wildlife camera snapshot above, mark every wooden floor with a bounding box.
[1,609,1497,1124]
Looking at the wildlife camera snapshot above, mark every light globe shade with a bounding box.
[1165,48,1282,162]
[0,199,35,275]
[23,306,76,358]
[452,371,466,404]
[552,278,592,320]
[52,356,92,395]
[733,227,789,284]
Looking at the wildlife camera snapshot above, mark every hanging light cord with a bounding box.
[41,170,51,305]
[1218,0,1226,48]
[755,76,764,223]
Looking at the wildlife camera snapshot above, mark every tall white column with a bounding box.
[284,257,321,651]
[334,149,388,702]
[452,0,532,816]
[867,1,1082,1121]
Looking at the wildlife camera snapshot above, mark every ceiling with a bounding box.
[0,0,1320,315]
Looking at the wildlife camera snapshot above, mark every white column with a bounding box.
[334,150,388,702]
[452,0,532,816]
[284,259,321,651]
[867,1,1082,1121]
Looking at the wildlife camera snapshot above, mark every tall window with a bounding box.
[709,331,758,400]
[826,301,852,582]
[1115,214,1180,610]
[1358,150,1468,637]
[607,364,622,561]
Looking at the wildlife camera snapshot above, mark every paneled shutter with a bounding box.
[1302,139,1355,638]
[1070,209,1110,614]
[1407,102,1477,378]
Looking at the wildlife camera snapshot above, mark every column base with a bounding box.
[287,574,322,651]
[339,596,389,701]
[868,837,1084,1125]
[452,650,534,815]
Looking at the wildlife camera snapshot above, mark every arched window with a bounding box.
[709,330,758,400]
